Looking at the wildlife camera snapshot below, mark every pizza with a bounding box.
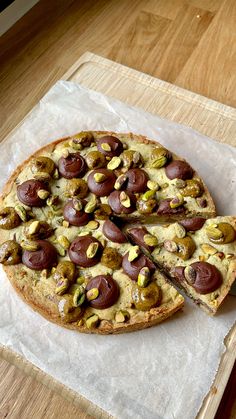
[0,131,234,334]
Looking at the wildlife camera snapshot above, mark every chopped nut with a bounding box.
[15,204,27,222]
[163,240,178,253]
[62,220,69,228]
[205,225,223,240]
[76,276,85,285]
[46,195,59,207]
[169,193,184,209]
[86,314,99,329]
[226,253,234,259]
[37,189,50,200]
[62,149,69,158]
[53,168,59,179]
[57,235,70,249]
[94,172,106,183]
[72,198,83,211]
[86,242,99,258]
[84,196,97,214]
[86,287,99,301]
[120,191,131,208]
[174,223,186,238]
[201,243,217,255]
[184,266,196,284]
[175,179,186,189]
[69,139,82,150]
[115,310,130,323]
[147,180,159,191]
[107,156,121,170]
[73,286,86,307]
[151,156,167,168]
[143,234,158,247]
[199,255,206,261]
[101,143,111,152]
[137,267,150,287]
[114,174,127,190]
[56,245,66,257]
[86,220,99,230]
[20,240,40,251]
[55,278,69,295]
[33,172,51,181]
[128,245,140,262]
[28,220,40,236]
[142,190,156,201]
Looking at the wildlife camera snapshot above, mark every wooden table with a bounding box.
[0,1,236,418]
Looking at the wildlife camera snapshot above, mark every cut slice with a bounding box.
[127,216,236,314]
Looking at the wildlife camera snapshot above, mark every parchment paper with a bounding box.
[0,81,235,419]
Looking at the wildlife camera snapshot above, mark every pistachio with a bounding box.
[72,198,83,211]
[163,240,178,253]
[55,278,69,295]
[77,319,84,327]
[76,276,85,285]
[137,267,150,287]
[115,310,130,323]
[173,236,196,260]
[73,286,86,307]
[142,190,156,201]
[86,314,99,329]
[31,156,55,176]
[20,240,40,251]
[101,143,111,152]
[107,156,121,170]
[86,220,99,230]
[69,139,82,150]
[86,242,99,258]
[62,149,69,158]
[120,191,131,208]
[70,132,93,148]
[85,151,106,169]
[128,245,140,262]
[122,150,143,168]
[94,203,112,220]
[56,245,66,257]
[114,174,127,190]
[46,195,59,207]
[161,182,169,189]
[205,225,223,241]
[84,196,97,214]
[28,220,40,236]
[57,235,70,249]
[175,179,186,189]
[181,179,202,198]
[147,180,159,191]
[101,247,122,270]
[66,179,88,198]
[184,266,196,284]
[15,204,27,222]
[137,198,157,214]
[33,172,51,182]
[151,156,167,168]
[174,223,186,238]
[62,220,69,228]
[53,261,75,283]
[226,253,234,259]
[201,243,217,255]
[143,234,158,247]
[86,287,99,301]
[94,172,106,183]
[37,189,50,200]
[0,240,22,265]
[53,168,59,179]
[169,193,184,209]
[199,255,206,262]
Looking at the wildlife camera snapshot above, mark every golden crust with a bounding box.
[0,130,219,333]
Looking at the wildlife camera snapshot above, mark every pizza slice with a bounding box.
[127,216,236,314]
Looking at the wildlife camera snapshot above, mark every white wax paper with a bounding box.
[0,81,235,419]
